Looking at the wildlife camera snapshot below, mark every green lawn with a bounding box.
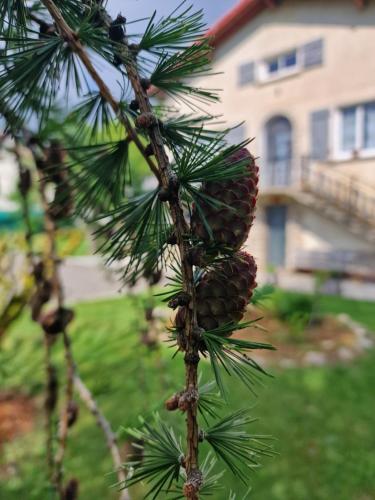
[1,293,375,500]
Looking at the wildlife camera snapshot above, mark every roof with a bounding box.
[207,0,274,49]
[207,0,368,49]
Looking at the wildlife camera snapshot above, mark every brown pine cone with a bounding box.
[63,478,79,500]
[191,148,258,251]
[40,307,74,335]
[175,251,257,336]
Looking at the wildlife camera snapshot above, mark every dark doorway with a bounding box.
[266,205,287,267]
[265,116,292,186]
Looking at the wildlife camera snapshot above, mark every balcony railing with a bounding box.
[301,158,375,227]
[259,157,375,228]
[293,249,375,278]
[259,159,302,189]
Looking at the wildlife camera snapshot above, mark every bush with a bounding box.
[268,291,315,323]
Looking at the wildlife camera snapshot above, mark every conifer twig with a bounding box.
[43,335,56,478]
[13,129,132,499]
[36,0,161,183]
[73,374,131,500]
[116,32,202,500]
[36,170,75,497]
[14,143,56,480]
[39,1,202,496]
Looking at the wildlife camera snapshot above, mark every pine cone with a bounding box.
[63,478,79,500]
[191,148,258,251]
[40,307,74,335]
[175,251,257,336]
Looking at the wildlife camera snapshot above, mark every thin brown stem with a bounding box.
[73,374,131,500]
[14,152,34,263]
[44,335,56,478]
[119,38,201,500]
[14,144,56,481]
[39,1,201,495]
[39,0,161,183]
[37,172,74,497]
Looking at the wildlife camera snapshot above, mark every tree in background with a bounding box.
[0,111,131,498]
[0,1,275,498]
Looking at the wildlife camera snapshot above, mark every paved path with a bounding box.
[61,257,375,303]
[61,256,147,303]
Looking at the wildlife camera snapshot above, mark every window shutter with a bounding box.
[310,109,329,160]
[238,62,255,86]
[302,39,324,68]
[226,124,246,145]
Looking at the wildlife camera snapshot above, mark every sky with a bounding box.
[87,0,238,96]
[108,0,238,29]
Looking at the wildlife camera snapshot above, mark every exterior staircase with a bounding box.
[299,157,375,243]
[259,157,375,277]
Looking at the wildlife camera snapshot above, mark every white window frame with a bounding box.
[333,102,375,160]
[258,48,301,83]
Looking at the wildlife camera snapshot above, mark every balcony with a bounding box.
[259,157,375,235]
[293,249,375,280]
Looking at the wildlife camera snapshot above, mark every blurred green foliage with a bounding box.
[265,290,315,324]
[0,293,375,499]
[0,228,90,257]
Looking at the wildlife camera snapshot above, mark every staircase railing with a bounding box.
[300,157,375,227]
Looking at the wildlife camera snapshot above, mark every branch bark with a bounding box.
[117,33,202,500]
[39,1,202,496]
[73,374,130,500]
[7,77,133,500]
[37,170,75,497]
[36,154,131,499]
[14,144,56,480]
[38,0,161,183]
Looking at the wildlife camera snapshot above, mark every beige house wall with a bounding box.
[205,0,375,175]
[189,0,375,273]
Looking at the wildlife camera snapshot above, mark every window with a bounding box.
[265,50,297,79]
[364,103,375,149]
[341,106,356,152]
[283,51,297,68]
[337,101,375,156]
[226,124,246,145]
[310,109,329,160]
[238,62,255,86]
[240,39,323,86]
[267,58,279,74]
[302,39,324,68]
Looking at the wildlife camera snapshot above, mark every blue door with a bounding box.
[266,205,287,267]
[266,116,292,186]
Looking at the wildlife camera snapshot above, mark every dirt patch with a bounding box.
[0,392,36,446]
[235,307,373,367]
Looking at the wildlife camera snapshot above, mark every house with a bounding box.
[191,0,375,282]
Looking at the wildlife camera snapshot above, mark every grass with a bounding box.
[0,292,375,500]
[0,227,90,258]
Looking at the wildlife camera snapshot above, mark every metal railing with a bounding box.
[259,159,302,189]
[293,249,375,277]
[300,157,375,227]
[260,157,375,227]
